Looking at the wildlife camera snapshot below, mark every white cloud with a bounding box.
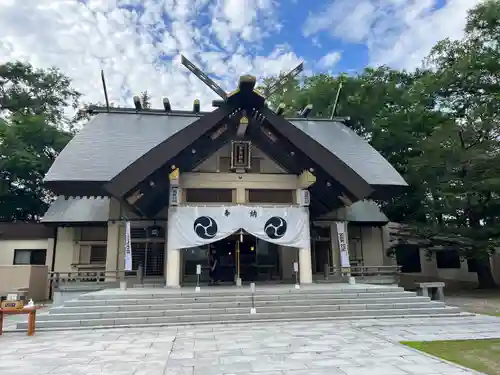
[2,0,479,118]
[0,0,300,114]
[303,0,482,70]
[317,51,341,70]
[209,0,282,51]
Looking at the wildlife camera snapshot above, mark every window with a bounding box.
[130,226,165,239]
[395,245,421,273]
[89,245,107,264]
[311,226,330,240]
[80,227,107,241]
[436,250,461,269]
[467,258,477,273]
[184,188,233,203]
[13,249,47,265]
[247,189,295,204]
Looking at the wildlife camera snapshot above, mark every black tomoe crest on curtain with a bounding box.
[264,216,287,239]
[193,216,218,239]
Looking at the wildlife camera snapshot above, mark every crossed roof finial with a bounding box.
[180,55,303,104]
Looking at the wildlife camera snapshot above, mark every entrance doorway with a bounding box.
[181,234,281,285]
[208,233,280,284]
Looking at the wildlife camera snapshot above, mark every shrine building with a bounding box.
[37,59,407,287]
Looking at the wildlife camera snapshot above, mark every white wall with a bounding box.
[53,227,77,273]
[280,246,298,280]
[360,227,385,266]
[418,251,478,282]
[384,223,479,283]
[491,254,500,285]
[0,239,52,266]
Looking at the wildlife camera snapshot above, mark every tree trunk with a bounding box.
[475,257,497,289]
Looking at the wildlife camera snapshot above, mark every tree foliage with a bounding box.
[0,62,79,221]
[140,90,152,109]
[0,61,80,125]
[262,0,500,287]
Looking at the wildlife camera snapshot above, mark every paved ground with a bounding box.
[2,315,500,375]
[446,291,500,316]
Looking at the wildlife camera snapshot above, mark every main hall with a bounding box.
[40,58,407,287]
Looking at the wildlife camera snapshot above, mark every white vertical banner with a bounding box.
[335,221,350,268]
[124,221,132,271]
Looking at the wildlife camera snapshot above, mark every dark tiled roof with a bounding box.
[318,200,389,223]
[45,112,406,191]
[345,200,388,223]
[42,197,110,223]
[289,120,407,188]
[0,222,54,239]
[44,113,199,183]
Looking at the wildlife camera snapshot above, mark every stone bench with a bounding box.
[416,282,445,301]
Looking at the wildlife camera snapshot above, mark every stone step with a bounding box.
[51,296,433,314]
[18,306,465,330]
[66,291,417,306]
[42,301,447,321]
[77,286,405,300]
[15,312,474,332]
[133,283,164,288]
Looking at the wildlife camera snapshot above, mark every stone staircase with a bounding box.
[17,284,471,331]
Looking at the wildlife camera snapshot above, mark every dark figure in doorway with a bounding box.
[209,248,219,285]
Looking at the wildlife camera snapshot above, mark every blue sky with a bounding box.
[0,0,480,110]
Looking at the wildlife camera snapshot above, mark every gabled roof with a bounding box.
[44,113,200,183]
[289,120,406,188]
[46,111,406,190]
[44,103,407,217]
[345,200,389,223]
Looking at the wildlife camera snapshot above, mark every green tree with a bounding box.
[0,61,80,125]
[262,0,500,287]
[264,67,441,224]
[0,61,80,221]
[406,0,500,288]
[140,90,152,109]
[0,115,72,221]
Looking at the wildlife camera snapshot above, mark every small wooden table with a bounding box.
[0,307,38,336]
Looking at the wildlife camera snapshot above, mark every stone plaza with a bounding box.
[2,314,500,375]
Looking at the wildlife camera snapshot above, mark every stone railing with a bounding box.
[322,265,402,285]
[48,268,143,306]
[49,267,142,289]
